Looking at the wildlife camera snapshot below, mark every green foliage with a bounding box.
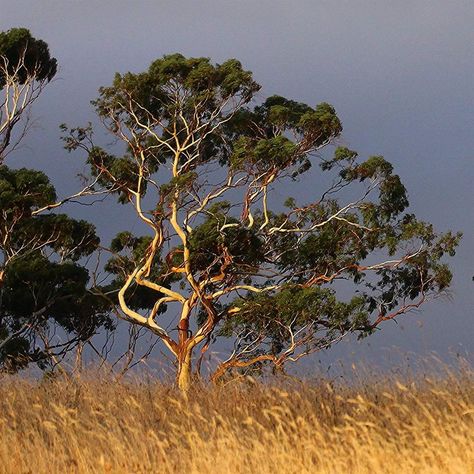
[231,136,298,172]
[227,96,342,177]
[0,166,112,372]
[187,202,264,274]
[93,53,259,134]
[0,28,57,88]
[220,286,370,355]
[256,95,313,127]
[0,166,57,209]
[1,251,113,372]
[0,165,99,259]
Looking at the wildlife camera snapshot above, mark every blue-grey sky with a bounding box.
[1,0,473,369]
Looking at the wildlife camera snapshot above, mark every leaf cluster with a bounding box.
[0,28,57,88]
[0,166,111,372]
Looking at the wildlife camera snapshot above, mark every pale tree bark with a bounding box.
[177,345,194,391]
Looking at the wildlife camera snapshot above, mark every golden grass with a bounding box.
[0,366,473,474]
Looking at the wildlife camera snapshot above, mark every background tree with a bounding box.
[0,27,57,162]
[65,54,460,390]
[0,28,113,373]
[0,165,115,372]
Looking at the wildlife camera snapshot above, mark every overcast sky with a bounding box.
[1,0,473,371]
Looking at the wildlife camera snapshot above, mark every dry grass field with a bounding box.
[0,365,473,474]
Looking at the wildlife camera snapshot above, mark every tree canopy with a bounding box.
[0,28,57,161]
[0,29,113,373]
[0,27,57,88]
[0,164,114,372]
[62,53,460,390]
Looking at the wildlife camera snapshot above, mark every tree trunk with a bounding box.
[177,347,193,392]
[74,341,84,373]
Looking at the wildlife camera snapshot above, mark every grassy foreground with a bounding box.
[0,367,473,474]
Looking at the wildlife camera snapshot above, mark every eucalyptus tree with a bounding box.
[1,27,58,287]
[0,27,57,162]
[0,165,115,372]
[65,54,460,390]
[0,29,113,372]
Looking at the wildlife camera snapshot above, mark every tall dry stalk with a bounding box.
[0,367,472,474]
